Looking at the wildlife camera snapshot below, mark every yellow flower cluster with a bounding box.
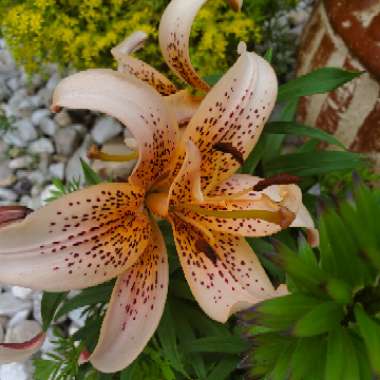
[1,0,262,78]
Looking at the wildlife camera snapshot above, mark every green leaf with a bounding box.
[184,336,248,354]
[271,341,296,380]
[240,136,266,174]
[265,150,364,177]
[33,359,59,380]
[354,304,380,375]
[255,294,322,330]
[264,48,273,63]
[207,357,239,380]
[325,278,352,304]
[157,303,187,375]
[320,208,368,287]
[291,337,325,380]
[325,328,346,379]
[277,243,326,296]
[80,159,102,185]
[55,283,113,320]
[250,333,288,377]
[41,292,67,330]
[203,74,222,86]
[278,68,362,102]
[72,315,103,352]
[293,302,344,337]
[264,121,345,149]
[171,301,207,379]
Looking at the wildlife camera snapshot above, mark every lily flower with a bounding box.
[0,46,314,372]
[0,1,317,372]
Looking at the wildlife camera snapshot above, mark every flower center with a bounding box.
[146,192,170,218]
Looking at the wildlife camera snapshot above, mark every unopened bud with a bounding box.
[0,206,32,228]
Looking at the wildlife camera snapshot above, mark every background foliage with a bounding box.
[0,0,297,78]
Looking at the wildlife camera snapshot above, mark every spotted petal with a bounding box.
[0,183,152,291]
[159,0,210,91]
[90,221,168,373]
[170,49,277,188]
[170,144,300,238]
[170,215,282,322]
[0,332,45,364]
[52,69,178,189]
[112,31,177,96]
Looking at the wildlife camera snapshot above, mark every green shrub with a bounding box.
[0,0,297,77]
[243,185,380,380]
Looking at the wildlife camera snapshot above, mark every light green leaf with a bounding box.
[293,302,343,337]
[278,68,362,102]
[355,304,380,375]
[264,121,345,149]
[184,336,248,354]
[55,283,113,320]
[157,303,187,376]
[207,357,239,380]
[265,151,364,177]
[41,292,67,331]
[80,159,102,185]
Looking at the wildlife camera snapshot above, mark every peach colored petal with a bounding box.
[169,50,277,188]
[0,206,31,228]
[170,215,278,323]
[112,31,177,96]
[169,141,204,206]
[291,204,320,247]
[0,332,45,364]
[90,221,168,372]
[52,69,178,189]
[0,183,152,291]
[159,0,210,91]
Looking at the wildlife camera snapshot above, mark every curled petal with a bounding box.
[0,206,31,227]
[90,222,168,373]
[159,0,210,91]
[52,69,178,189]
[0,183,152,291]
[170,215,278,323]
[0,332,45,364]
[170,50,277,188]
[291,205,320,247]
[112,32,177,96]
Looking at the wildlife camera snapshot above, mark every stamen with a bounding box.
[179,204,294,228]
[87,145,138,162]
[213,142,244,166]
[253,174,300,192]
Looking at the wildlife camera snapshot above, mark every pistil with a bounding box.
[87,145,138,162]
[177,203,295,228]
